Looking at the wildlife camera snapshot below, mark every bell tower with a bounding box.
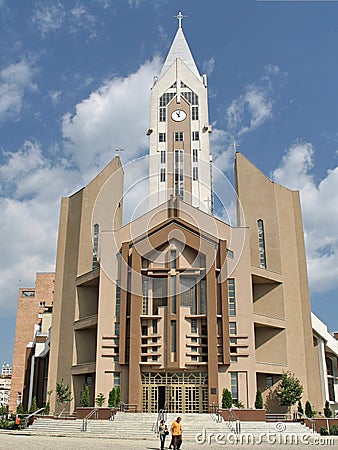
[148,12,213,214]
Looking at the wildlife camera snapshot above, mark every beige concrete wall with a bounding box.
[235,152,323,411]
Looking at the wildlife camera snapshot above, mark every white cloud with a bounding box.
[0,59,37,121]
[48,90,62,106]
[227,85,272,137]
[70,4,97,38]
[62,56,162,174]
[225,65,284,138]
[32,1,65,36]
[272,142,338,293]
[203,57,215,76]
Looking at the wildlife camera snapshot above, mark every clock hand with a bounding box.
[176,111,181,117]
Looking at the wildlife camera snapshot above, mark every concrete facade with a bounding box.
[41,19,324,415]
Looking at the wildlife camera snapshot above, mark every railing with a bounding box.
[209,403,222,423]
[266,413,292,422]
[228,408,241,434]
[293,411,316,433]
[21,407,45,428]
[81,407,99,432]
[153,408,168,434]
[119,402,137,412]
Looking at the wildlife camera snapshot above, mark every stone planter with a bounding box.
[76,407,117,420]
[221,408,266,422]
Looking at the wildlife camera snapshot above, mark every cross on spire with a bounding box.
[174,11,186,29]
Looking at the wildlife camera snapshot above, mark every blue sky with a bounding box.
[1,0,338,366]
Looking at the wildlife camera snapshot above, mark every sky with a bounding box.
[1,0,338,366]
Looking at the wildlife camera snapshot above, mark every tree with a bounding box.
[255,389,263,409]
[116,385,121,406]
[16,403,24,415]
[297,400,304,415]
[95,393,106,407]
[29,396,38,414]
[305,401,314,418]
[80,385,90,407]
[56,379,73,416]
[44,389,53,416]
[324,400,332,418]
[222,388,232,409]
[276,372,303,411]
[108,388,116,408]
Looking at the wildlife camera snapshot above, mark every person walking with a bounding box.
[170,416,182,450]
[158,419,168,450]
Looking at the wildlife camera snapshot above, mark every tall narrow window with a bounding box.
[159,107,166,122]
[193,148,198,163]
[160,168,166,182]
[174,131,184,142]
[228,278,236,317]
[180,277,197,314]
[171,320,177,353]
[192,131,199,141]
[174,150,184,199]
[200,278,207,314]
[160,150,166,164]
[231,372,238,401]
[257,219,266,269]
[191,319,197,334]
[171,276,177,314]
[92,223,99,269]
[115,253,121,318]
[113,372,120,387]
[142,276,149,315]
[159,133,166,142]
[193,166,198,181]
[192,106,199,120]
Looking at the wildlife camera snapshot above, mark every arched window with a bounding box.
[257,219,266,269]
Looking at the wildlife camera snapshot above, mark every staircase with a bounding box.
[22,412,320,442]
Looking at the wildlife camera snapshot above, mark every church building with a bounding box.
[46,13,323,414]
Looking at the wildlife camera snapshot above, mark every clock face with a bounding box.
[171,109,187,122]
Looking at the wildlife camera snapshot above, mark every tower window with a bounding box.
[171,320,177,353]
[193,148,198,163]
[160,151,166,164]
[142,276,149,314]
[174,150,184,199]
[257,219,266,268]
[160,92,175,106]
[174,132,184,142]
[159,107,166,122]
[192,106,199,120]
[92,223,99,269]
[228,278,236,317]
[192,131,199,141]
[160,168,166,182]
[159,133,166,142]
[193,166,198,181]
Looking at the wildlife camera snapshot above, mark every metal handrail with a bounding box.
[21,407,45,428]
[228,408,241,434]
[81,407,99,432]
[293,411,316,432]
[154,408,168,434]
[209,403,222,423]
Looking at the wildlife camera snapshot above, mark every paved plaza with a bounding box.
[0,432,337,450]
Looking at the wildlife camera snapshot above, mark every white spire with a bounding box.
[159,16,200,79]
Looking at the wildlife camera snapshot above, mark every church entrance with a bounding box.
[142,372,208,413]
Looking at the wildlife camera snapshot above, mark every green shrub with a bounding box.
[233,399,244,409]
[95,393,105,407]
[29,396,38,414]
[330,425,338,435]
[255,389,263,409]
[320,427,329,435]
[324,400,332,418]
[305,401,314,418]
[80,385,90,407]
[222,388,232,409]
[108,387,116,408]
[297,400,304,415]
[0,419,16,430]
[44,401,50,415]
[16,403,24,415]
[116,385,121,406]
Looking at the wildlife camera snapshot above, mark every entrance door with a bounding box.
[158,386,166,411]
